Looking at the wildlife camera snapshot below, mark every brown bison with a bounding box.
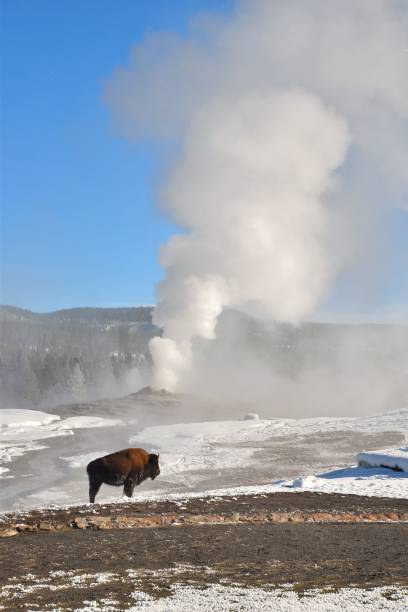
[86,448,160,503]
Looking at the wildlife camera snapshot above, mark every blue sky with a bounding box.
[1,0,234,312]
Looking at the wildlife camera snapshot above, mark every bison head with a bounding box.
[148,453,160,480]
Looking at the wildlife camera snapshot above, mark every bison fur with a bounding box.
[86,448,160,503]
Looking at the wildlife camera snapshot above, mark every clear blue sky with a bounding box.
[1,0,234,312]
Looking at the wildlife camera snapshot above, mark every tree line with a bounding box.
[0,308,159,408]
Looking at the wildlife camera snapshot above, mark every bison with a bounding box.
[86,448,160,503]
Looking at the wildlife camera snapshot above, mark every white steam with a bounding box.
[150,90,350,389]
[105,0,408,393]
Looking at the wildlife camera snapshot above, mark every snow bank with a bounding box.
[357,448,408,472]
[0,409,60,429]
[0,409,123,477]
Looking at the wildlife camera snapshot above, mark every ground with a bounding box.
[2,394,408,511]
[1,492,408,610]
[1,394,408,609]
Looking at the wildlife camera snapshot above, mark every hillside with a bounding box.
[0,305,160,410]
[1,304,408,412]
[0,304,154,326]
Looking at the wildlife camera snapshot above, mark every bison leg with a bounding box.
[124,472,142,498]
[89,477,102,503]
[123,475,134,498]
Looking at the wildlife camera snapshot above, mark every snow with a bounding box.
[55,416,122,430]
[2,567,407,611]
[0,409,123,479]
[131,409,408,460]
[2,402,408,509]
[0,569,118,601]
[276,465,408,499]
[0,410,122,436]
[25,486,73,506]
[59,452,110,469]
[126,584,408,612]
[131,418,271,448]
[243,412,259,420]
[128,411,408,499]
[129,419,267,480]
[357,447,408,472]
[274,445,408,498]
[0,409,60,429]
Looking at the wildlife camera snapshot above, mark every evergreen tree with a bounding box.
[68,361,87,403]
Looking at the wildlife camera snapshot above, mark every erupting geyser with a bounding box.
[106,0,408,394]
[149,90,350,390]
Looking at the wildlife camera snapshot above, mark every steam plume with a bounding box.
[105,0,408,393]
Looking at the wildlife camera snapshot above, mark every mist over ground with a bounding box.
[0,306,156,410]
[184,310,408,418]
[1,305,407,419]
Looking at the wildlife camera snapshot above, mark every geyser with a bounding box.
[149,90,350,390]
[105,0,408,398]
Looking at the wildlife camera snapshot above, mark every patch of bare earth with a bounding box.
[1,492,408,610]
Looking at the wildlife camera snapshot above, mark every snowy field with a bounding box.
[1,568,407,612]
[1,393,408,511]
[0,409,121,481]
[98,584,408,612]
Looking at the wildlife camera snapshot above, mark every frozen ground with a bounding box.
[0,409,121,485]
[0,392,407,511]
[103,583,408,612]
[2,523,408,610]
[1,570,407,612]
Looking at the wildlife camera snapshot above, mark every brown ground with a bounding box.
[1,492,408,610]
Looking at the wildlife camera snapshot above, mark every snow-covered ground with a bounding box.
[0,409,122,475]
[1,568,407,612]
[276,465,408,499]
[125,584,408,612]
[279,446,408,498]
[1,397,408,511]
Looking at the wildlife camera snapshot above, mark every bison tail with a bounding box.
[86,458,102,479]
[86,460,94,477]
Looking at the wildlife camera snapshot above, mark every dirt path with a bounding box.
[1,492,408,610]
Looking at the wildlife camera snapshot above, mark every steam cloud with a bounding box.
[105,0,408,395]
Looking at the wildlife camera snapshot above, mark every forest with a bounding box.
[0,306,159,408]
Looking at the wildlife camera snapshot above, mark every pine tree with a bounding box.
[68,362,87,403]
